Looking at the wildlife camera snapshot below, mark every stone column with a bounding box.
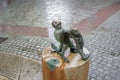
[42,47,89,80]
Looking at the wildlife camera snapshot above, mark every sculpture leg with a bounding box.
[59,43,63,52]
[78,38,84,49]
[59,45,70,63]
[67,40,78,53]
[51,43,69,63]
[59,44,68,56]
[76,39,90,61]
[51,43,59,52]
[79,49,90,61]
[51,43,63,53]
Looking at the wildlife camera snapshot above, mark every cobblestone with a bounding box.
[0,34,51,61]
[84,11,120,80]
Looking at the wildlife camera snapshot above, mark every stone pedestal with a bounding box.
[42,47,89,80]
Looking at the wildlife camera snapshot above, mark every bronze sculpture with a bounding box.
[51,20,90,63]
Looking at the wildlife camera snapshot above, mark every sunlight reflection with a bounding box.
[46,0,71,29]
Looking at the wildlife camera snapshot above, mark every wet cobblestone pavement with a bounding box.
[0,34,51,61]
[84,11,120,80]
[0,0,119,29]
[0,0,120,80]
[0,10,120,80]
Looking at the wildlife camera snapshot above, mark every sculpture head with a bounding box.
[52,20,62,30]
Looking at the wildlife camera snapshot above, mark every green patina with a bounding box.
[51,20,90,63]
[47,58,60,70]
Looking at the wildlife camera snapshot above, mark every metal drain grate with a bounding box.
[0,37,8,44]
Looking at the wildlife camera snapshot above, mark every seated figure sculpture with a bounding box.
[51,20,90,63]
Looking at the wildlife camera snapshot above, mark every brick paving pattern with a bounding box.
[84,11,120,80]
[0,34,51,61]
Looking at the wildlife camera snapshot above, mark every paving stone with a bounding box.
[115,70,120,80]
[91,73,97,79]
[105,75,112,80]
[91,78,96,80]
[0,52,23,80]
[104,70,111,75]
[19,58,42,80]
[0,75,11,80]
[85,11,120,80]
[99,73,106,78]
[96,76,103,80]
[0,35,50,61]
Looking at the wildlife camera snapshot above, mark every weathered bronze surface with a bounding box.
[51,20,90,62]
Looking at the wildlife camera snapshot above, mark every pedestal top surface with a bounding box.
[42,47,89,69]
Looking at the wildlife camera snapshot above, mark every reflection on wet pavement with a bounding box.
[46,0,71,29]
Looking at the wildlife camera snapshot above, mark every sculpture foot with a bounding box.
[59,52,70,63]
[80,53,90,61]
[61,56,70,63]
